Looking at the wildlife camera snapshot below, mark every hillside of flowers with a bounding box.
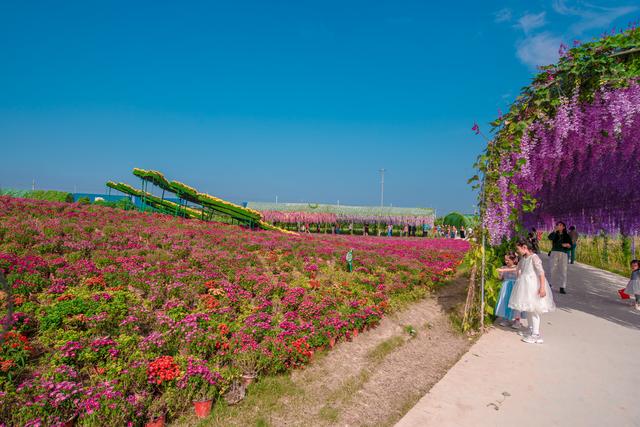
[472,26,640,243]
[0,196,468,426]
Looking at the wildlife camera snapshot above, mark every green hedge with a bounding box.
[0,189,73,203]
[442,212,471,228]
[25,190,74,203]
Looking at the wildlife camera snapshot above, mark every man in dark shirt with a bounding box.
[548,221,572,293]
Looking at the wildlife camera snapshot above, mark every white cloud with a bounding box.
[494,8,512,23]
[516,32,562,69]
[517,12,547,34]
[552,0,638,34]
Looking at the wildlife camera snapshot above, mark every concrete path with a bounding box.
[396,258,640,427]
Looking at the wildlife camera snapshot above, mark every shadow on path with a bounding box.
[541,255,640,330]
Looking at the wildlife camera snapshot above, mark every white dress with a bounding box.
[509,254,556,313]
[624,270,640,295]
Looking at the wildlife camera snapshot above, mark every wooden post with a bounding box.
[479,178,486,330]
[463,265,477,330]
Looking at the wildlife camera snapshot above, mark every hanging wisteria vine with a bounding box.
[473,26,640,243]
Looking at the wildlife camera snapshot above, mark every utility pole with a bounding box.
[379,169,385,207]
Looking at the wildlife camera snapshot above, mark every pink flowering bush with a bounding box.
[0,196,467,425]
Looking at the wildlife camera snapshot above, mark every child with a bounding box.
[494,252,519,327]
[624,259,640,311]
[509,239,556,344]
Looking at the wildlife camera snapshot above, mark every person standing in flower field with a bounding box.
[387,223,393,237]
[509,239,556,344]
[422,222,429,237]
[568,226,579,264]
[548,221,572,294]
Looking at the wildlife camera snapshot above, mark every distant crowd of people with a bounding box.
[433,224,473,240]
[295,222,473,239]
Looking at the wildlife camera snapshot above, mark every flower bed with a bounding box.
[0,196,468,425]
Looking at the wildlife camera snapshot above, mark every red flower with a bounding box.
[147,356,181,385]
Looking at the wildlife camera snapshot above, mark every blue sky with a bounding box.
[1,1,637,214]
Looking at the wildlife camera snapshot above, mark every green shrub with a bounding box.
[94,198,136,211]
[0,189,30,198]
[26,190,74,203]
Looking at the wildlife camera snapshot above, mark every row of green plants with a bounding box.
[0,189,73,203]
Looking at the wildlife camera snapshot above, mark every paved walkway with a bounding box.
[396,257,640,427]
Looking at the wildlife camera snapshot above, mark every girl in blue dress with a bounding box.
[495,252,519,327]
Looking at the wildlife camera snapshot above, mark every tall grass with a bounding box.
[539,231,637,276]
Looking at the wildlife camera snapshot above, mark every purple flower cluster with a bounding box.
[485,81,640,241]
[59,341,83,358]
[90,337,119,357]
[80,381,123,415]
[177,357,221,389]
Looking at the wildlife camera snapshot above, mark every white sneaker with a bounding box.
[517,328,532,337]
[498,319,510,327]
[510,320,522,329]
[635,303,640,311]
[522,334,544,344]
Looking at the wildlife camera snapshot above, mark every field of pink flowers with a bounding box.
[0,196,468,426]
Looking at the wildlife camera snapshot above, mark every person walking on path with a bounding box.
[387,224,393,237]
[459,227,466,240]
[624,259,640,311]
[509,239,556,344]
[495,252,519,327]
[568,226,579,264]
[548,222,572,294]
[363,223,369,236]
[403,224,409,237]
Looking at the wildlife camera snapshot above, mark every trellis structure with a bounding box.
[247,201,435,226]
[107,169,291,233]
[473,26,640,243]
